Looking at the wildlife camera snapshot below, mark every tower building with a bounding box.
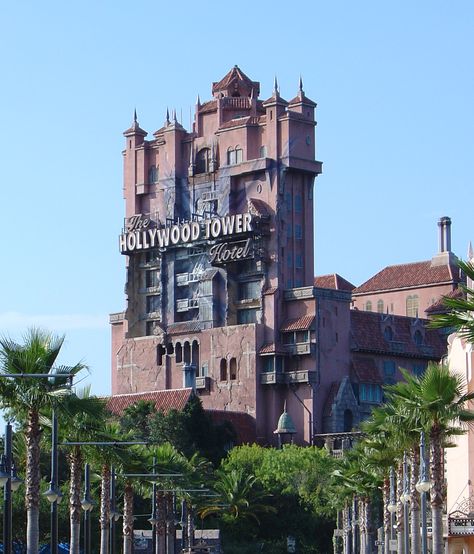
[110,67,448,445]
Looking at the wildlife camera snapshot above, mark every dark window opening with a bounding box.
[220,359,227,381]
[230,358,237,380]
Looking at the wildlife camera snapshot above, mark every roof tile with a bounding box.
[280,315,315,332]
[106,388,193,416]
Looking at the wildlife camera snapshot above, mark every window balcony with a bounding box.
[284,370,318,384]
[176,298,199,312]
[176,272,201,286]
[195,376,210,391]
[260,371,285,385]
[285,342,313,356]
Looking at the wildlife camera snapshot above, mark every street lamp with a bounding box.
[416,431,431,554]
[82,463,95,554]
[2,422,22,554]
[43,410,60,554]
[400,452,410,554]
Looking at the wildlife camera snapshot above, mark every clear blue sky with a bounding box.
[0,1,472,397]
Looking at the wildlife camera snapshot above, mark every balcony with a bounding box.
[284,370,318,385]
[176,272,201,286]
[285,342,313,356]
[195,376,210,391]
[176,298,199,312]
[260,371,285,385]
[201,191,219,202]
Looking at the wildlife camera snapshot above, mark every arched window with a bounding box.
[229,358,237,380]
[227,147,236,165]
[166,343,174,355]
[196,148,211,173]
[343,410,353,432]
[235,147,243,163]
[413,330,423,346]
[220,359,227,381]
[183,341,191,364]
[192,340,200,374]
[148,165,158,183]
[175,342,182,363]
[365,301,372,312]
[406,295,419,317]
[384,326,393,341]
[157,345,166,366]
[377,300,384,313]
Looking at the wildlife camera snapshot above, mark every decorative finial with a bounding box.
[250,87,254,100]
[196,94,201,107]
[299,75,304,94]
[133,108,138,123]
[468,241,474,261]
[166,108,170,125]
[283,400,287,412]
[274,76,279,95]
[173,109,177,123]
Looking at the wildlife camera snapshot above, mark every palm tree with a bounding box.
[0,328,85,554]
[429,259,474,342]
[386,363,474,554]
[56,388,109,554]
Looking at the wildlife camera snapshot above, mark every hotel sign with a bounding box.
[119,212,253,259]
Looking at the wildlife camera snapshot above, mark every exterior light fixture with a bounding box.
[0,454,10,487]
[81,496,93,512]
[44,486,59,504]
[387,466,397,513]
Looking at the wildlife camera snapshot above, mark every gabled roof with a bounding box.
[259,343,287,355]
[106,388,193,416]
[353,260,461,294]
[350,310,446,359]
[212,66,259,96]
[314,274,355,291]
[425,288,464,315]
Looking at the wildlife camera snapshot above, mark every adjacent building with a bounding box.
[110,67,454,446]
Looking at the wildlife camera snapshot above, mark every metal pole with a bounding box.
[50,410,58,554]
[403,453,409,554]
[84,463,91,554]
[152,458,157,554]
[420,433,428,554]
[3,423,12,554]
[110,466,116,554]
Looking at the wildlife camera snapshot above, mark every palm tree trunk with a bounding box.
[165,493,176,554]
[157,491,166,554]
[123,481,134,554]
[351,496,358,554]
[430,426,445,554]
[69,447,83,554]
[343,502,351,554]
[409,446,421,554]
[187,501,195,548]
[396,462,405,554]
[383,477,390,554]
[359,497,366,554]
[26,409,41,554]
[100,464,111,554]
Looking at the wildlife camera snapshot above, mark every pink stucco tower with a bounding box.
[110,67,323,444]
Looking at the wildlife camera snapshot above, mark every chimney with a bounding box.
[432,216,456,267]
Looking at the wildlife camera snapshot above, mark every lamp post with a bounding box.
[147,458,158,554]
[109,466,121,554]
[387,466,397,549]
[44,410,59,554]
[400,452,410,554]
[1,423,13,554]
[81,463,94,554]
[416,432,431,554]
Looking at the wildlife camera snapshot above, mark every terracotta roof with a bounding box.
[248,197,271,217]
[167,321,202,335]
[314,274,355,291]
[425,288,464,315]
[106,388,193,416]
[354,260,461,294]
[219,116,260,130]
[212,66,259,95]
[351,356,382,384]
[208,410,256,444]
[259,343,287,355]
[280,315,315,332]
[350,310,447,359]
[198,100,217,114]
[288,94,317,107]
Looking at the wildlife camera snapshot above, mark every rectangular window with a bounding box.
[287,253,292,268]
[238,281,260,300]
[295,254,303,268]
[146,250,160,264]
[383,361,396,377]
[146,295,160,313]
[287,224,293,239]
[287,278,293,289]
[146,270,159,289]
[283,332,295,345]
[286,192,292,212]
[295,331,309,343]
[294,194,302,213]
[413,364,426,377]
[237,308,258,324]
[295,224,303,240]
[262,357,274,373]
[360,384,382,403]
